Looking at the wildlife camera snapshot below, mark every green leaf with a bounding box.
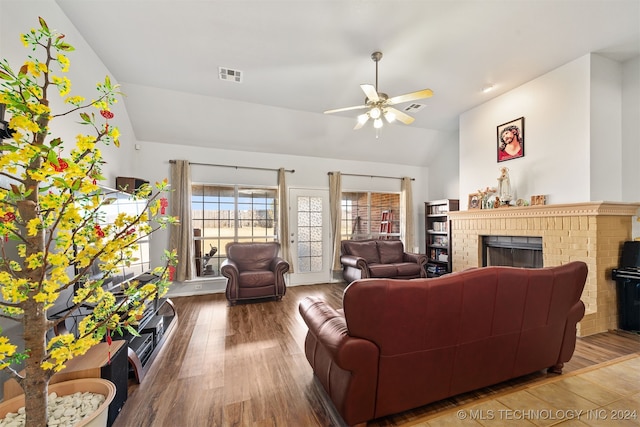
[49,137,63,148]
[57,42,75,52]
[0,144,17,152]
[52,177,69,189]
[0,70,12,80]
[38,17,49,32]
[125,325,140,337]
[47,149,58,165]
[79,112,91,123]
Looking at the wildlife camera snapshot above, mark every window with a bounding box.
[191,184,278,277]
[341,191,400,240]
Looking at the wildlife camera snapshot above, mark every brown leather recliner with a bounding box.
[221,242,289,304]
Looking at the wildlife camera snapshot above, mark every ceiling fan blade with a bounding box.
[387,88,433,105]
[324,104,368,114]
[360,84,379,102]
[353,114,369,130]
[386,107,414,125]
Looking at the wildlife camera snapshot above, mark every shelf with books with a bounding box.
[425,199,459,277]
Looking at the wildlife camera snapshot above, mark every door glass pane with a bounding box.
[297,196,323,273]
[310,257,322,271]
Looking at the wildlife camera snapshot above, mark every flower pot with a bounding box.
[0,378,116,427]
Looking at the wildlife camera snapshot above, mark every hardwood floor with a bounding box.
[112,283,640,427]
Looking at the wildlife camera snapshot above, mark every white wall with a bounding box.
[590,54,622,201]
[459,53,639,209]
[622,57,640,202]
[426,130,460,200]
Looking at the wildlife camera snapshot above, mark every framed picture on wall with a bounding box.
[497,117,524,162]
[468,193,481,210]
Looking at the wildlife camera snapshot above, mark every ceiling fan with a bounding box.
[324,51,433,130]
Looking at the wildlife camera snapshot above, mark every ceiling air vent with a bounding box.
[219,67,243,83]
[403,103,426,112]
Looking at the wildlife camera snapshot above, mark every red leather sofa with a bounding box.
[340,239,427,284]
[299,262,587,426]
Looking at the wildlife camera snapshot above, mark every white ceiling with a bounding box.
[55,0,640,167]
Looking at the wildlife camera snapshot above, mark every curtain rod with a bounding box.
[328,172,415,181]
[170,160,294,173]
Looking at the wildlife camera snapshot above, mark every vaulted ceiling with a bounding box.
[54,0,640,167]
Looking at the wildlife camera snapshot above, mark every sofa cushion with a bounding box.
[395,262,422,277]
[368,263,398,278]
[239,270,275,287]
[378,240,404,264]
[227,242,280,271]
[346,240,380,264]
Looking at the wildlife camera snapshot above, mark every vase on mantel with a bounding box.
[0,378,116,427]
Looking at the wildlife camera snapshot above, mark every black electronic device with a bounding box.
[130,333,154,366]
[102,341,129,427]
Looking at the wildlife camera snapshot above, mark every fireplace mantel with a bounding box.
[449,201,640,220]
[448,201,640,336]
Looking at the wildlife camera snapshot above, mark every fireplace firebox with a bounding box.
[482,236,543,268]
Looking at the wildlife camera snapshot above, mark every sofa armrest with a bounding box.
[403,252,428,277]
[299,296,379,425]
[270,256,290,275]
[220,258,239,280]
[341,255,370,283]
[403,252,427,265]
[221,259,240,302]
[299,296,378,368]
[557,300,586,365]
[340,254,368,271]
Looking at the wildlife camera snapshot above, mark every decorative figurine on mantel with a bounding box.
[498,167,513,206]
[476,186,497,209]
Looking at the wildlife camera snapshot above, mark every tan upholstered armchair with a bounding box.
[220,242,289,305]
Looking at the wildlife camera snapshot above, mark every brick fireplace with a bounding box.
[448,202,640,336]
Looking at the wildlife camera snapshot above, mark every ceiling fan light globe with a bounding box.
[369,107,382,119]
[384,110,396,123]
[373,118,384,129]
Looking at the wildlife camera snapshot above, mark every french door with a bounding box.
[288,188,331,285]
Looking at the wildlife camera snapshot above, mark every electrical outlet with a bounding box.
[194,284,203,290]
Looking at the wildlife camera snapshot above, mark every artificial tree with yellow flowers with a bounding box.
[0,17,178,426]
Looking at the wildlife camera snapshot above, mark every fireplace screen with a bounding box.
[482,236,543,268]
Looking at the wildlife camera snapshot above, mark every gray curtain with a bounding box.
[401,177,415,252]
[329,172,342,271]
[169,160,195,281]
[278,168,294,273]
